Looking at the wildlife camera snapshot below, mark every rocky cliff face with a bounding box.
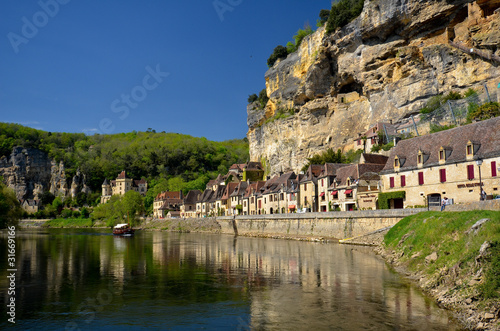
[248,0,500,175]
[0,147,90,201]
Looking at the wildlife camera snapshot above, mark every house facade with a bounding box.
[380,117,500,208]
[153,191,183,218]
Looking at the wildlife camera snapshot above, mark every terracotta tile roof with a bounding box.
[222,182,239,200]
[382,117,500,173]
[243,181,266,198]
[229,163,246,171]
[117,170,127,179]
[155,191,183,201]
[184,190,202,204]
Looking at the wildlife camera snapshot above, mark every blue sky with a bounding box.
[0,0,330,141]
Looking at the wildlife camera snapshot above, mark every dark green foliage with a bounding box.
[301,148,347,172]
[92,190,144,226]
[467,102,500,122]
[267,45,289,67]
[378,191,405,210]
[326,0,364,34]
[0,123,249,198]
[479,241,500,299]
[0,183,22,228]
[443,91,462,101]
[317,9,330,27]
[258,88,269,108]
[247,94,258,104]
[429,123,456,133]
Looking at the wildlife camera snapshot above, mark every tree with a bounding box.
[0,183,22,228]
[317,9,330,27]
[122,190,144,225]
[467,102,500,122]
[267,45,288,67]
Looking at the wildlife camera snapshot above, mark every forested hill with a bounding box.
[0,122,249,193]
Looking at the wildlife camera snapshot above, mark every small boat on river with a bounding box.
[113,223,135,236]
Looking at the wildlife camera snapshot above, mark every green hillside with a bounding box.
[0,123,249,195]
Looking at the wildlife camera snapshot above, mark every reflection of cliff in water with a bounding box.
[2,230,458,330]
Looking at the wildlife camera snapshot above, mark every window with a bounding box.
[304,183,307,191]
[244,201,247,207]
[439,150,445,161]
[439,169,446,183]
[492,161,497,177]
[418,172,424,185]
[258,200,261,208]
[270,195,273,202]
[467,144,473,156]
[394,158,399,168]
[467,164,475,180]
[417,154,423,165]
[321,179,324,186]
[400,175,406,187]
[389,177,395,188]
[280,193,284,200]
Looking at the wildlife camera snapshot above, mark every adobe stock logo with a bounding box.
[7,0,71,54]
[96,64,170,134]
[213,0,243,22]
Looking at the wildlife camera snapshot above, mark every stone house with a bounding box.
[228,181,248,215]
[153,191,183,219]
[181,190,201,218]
[196,188,213,217]
[329,162,387,211]
[259,172,297,214]
[100,171,147,204]
[242,181,265,215]
[299,165,323,212]
[22,199,40,213]
[317,163,349,212]
[356,172,382,210]
[380,117,500,208]
[353,123,396,152]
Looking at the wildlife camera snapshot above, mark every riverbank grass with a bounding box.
[43,218,94,228]
[383,210,500,328]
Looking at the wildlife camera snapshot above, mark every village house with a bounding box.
[380,117,500,208]
[258,172,297,214]
[317,163,349,212]
[153,191,183,219]
[353,123,396,152]
[228,181,248,215]
[299,165,323,212]
[100,170,147,204]
[22,199,40,213]
[181,190,201,218]
[242,181,265,215]
[329,155,388,211]
[196,188,213,217]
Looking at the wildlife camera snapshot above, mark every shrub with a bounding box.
[420,95,443,114]
[258,88,269,109]
[429,123,456,133]
[467,102,500,122]
[378,191,405,209]
[326,0,364,34]
[464,88,478,98]
[267,45,288,67]
[443,91,462,101]
[292,26,313,50]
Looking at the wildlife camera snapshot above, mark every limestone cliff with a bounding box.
[248,0,500,175]
[0,147,90,201]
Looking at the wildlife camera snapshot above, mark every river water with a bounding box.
[0,229,461,330]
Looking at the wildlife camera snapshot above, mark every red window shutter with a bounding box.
[467,164,474,180]
[440,169,446,183]
[492,161,497,177]
[400,175,406,187]
[389,177,394,188]
[418,172,424,185]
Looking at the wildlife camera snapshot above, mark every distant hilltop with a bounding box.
[248,0,500,175]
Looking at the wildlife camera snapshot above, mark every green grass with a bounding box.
[384,211,500,298]
[43,218,94,228]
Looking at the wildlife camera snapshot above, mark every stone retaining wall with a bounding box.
[216,209,426,240]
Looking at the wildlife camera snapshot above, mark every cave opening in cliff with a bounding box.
[338,77,364,96]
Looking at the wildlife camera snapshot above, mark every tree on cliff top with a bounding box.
[326,0,364,34]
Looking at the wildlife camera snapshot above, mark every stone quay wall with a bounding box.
[215,209,427,240]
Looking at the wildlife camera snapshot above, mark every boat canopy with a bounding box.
[114,223,129,229]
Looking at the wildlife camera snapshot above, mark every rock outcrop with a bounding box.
[0,147,90,201]
[248,0,500,175]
